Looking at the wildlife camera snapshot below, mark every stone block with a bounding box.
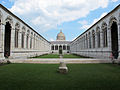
[59,62,68,74]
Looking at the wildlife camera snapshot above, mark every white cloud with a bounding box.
[79,12,107,30]
[2,1,6,4]
[92,12,107,25]
[10,0,109,32]
[50,38,55,41]
[78,20,88,25]
[111,0,118,2]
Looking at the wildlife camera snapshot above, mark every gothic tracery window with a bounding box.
[86,34,88,49]
[21,32,24,48]
[26,35,29,48]
[21,27,25,48]
[15,23,20,48]
[102,23,108,47]
[89,32,91,49]
[96,27,100,48]
[30,32,33,49]
[26,30,30,48]
[92,30,95,48]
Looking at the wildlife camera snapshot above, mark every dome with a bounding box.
[56,30,66,41]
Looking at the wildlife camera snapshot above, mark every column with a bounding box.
[24,33,26,49]
[107,26,112,57]
[117,22,120,59]
[1,23,5,59]
[18,31,21,48]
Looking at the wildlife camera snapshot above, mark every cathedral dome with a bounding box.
[56,30,66,41]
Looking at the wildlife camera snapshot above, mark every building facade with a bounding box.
[50,30,70,54]
[1,4,120,60]
[70,4,120,59]
[0,4,51,59]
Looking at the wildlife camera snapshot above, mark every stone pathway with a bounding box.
[9,58,112,64]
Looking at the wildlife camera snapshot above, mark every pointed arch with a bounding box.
[92,30,95,48]
[96,26,100,48]
[109,17,119,59]
[26,30,30,48]
[0,10,3,47]
[5,15,13,25]
[4,22,12,57]
[88,32,91,49]
[86,34,88,49]
[21,26,26,48]
[15,22,20,48]
[102,22,107,47]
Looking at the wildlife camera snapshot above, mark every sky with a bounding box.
[0,0,120,41]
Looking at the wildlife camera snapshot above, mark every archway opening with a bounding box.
[4,22,11,58]
[59,45,62,54]
[111,21,119,59]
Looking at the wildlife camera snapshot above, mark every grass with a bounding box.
[63,54,88,58]
[32,54,88,58]
[0,64,120,90]
[32,54,60,58]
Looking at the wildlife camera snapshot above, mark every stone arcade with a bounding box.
[70,4,120,60]
[0,4,120,62]
[0,4,51,59]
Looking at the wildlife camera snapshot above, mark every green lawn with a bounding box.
[0,64,120,90]
[63,54,88,58]
[32,54,88,58]
[32,54,60,58]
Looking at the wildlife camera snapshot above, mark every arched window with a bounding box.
[86,34,88,49]
[21,32,25,48]
[26,35,29,48]
[51,45,54,50]
[89,32,91,48]
[92,30,95,48]
[55,45,58,50]
[0,19,1,32]
[21,27,25,48]
[26,30,30,48]
[67,46,70,50]
[34,34,36,49]
[96,27,100,48]
[81,37,83,49]
[30,35,32,49]
[63,45,66,50]
[0,19,1,44]
[0,12,2,46]
[15,23,20,48]
[84,36,85,49]
[102,23,107,47]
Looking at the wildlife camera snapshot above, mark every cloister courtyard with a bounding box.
[0,2,120,90]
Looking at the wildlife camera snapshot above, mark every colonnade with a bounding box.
[51,44,70,54]
[70,5,120,59]
[0,4,51,59]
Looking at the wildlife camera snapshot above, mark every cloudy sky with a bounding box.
[0,0,120,41]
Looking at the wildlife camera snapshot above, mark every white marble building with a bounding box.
[0,3,120,61]
[0,4,51,59]
[50,30,70,54]
[70,4,120,59]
